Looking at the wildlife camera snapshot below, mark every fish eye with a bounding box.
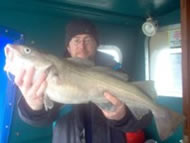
[24,48,31,54]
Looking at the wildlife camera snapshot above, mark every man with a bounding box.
[16,19,152,143]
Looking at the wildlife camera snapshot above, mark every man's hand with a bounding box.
[15,66,47,111]
[101,91,127,120]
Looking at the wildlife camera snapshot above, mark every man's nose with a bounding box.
[78,40,85,49]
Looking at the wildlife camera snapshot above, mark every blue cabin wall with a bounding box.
[8,91,52,143]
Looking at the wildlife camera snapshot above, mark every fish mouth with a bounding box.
[4,44,16,72]
[4,44,14,63]
[4,44,24,76]
[4,44,53,79]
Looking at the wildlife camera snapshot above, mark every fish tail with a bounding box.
[153,106,185,140]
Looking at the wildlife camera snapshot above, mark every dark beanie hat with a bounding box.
[65,19,99,48]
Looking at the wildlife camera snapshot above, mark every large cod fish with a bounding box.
[4,44,184,141]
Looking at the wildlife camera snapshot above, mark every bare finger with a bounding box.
[23,66,35,90]
[28,72,47,97]
[36,80,47,97]
[14,68,26,86]
[102,110,116,119]
[104,91,121,106]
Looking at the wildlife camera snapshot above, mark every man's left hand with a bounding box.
[101,91,127,120]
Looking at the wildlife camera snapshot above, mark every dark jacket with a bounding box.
[17,52,153,143]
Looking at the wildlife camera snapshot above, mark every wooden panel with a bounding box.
[180,0,190,142]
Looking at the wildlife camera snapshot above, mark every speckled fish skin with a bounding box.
[4,44,185,141]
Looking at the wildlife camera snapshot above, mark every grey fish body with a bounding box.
[46,59,154,109]
[4,44,185,141]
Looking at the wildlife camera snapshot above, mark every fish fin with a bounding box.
[44,94,54,111]
[153,106,185,140]
[47,65,62,85]
[52,75,62,85]
[131,80,157,100]
[67,57,95,67]
[50,71,61,85]
[128,105,150,120]
[92,66,129,81]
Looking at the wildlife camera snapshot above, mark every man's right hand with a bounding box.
[14,66,47,111]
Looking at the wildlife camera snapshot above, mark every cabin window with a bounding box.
[98,45,123,64]
[147,24,182,97]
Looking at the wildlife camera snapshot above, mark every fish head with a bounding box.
[4,44,53,76]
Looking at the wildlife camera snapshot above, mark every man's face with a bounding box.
[67,34,97,60]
